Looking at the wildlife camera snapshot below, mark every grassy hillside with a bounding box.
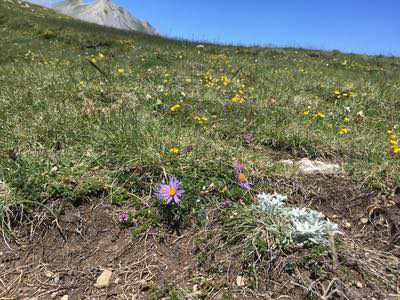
[0,0,399,299]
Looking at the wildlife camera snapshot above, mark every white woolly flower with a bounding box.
[254,193,341,245]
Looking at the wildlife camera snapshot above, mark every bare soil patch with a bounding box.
[1,176,399,299]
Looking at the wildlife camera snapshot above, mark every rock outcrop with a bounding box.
[52,0,157,34]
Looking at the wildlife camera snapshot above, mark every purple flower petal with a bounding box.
[157,176,184,204]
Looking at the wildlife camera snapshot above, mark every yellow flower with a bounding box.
[338,128,350,135]
[117,68,125,76]
[98,53,105,59]
[315,112,325,119]
[238,173,247,183]
[90,58,97,64]
[303,111,310,116]
[220,75,231,86]
[387,130,393,135]
[231,94,245,104]
[344,117,350,123]
[170,104,181,112]
[170,147,180,155]
[193,115,208,124]
[334,91,340,95]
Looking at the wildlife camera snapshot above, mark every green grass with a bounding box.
[1,0,400,218]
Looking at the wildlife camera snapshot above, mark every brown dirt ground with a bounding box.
[1,175,399,299]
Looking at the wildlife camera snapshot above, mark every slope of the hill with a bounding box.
[0,0,399,299]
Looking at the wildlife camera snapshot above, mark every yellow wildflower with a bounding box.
[170,104,181,112]
[117,68,125,76]
[338,128,350,135]
[170,147,180,155]
[220,75,231,86]
[193,115,208,125]
[231,94,245,104]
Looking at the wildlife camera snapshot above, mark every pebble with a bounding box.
[94,269,113,288]
[355,281,363,288]
[236,275,245,287]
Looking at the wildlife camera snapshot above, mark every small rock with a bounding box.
[94,269,113,288]
[355,281,363,288]
[360,217,369,224]
[61,295,69,300]
[196,44,205,48]
[280,158,341,175]
[45,271,55,278]
[344,222,352,229]
[236,275,245,287]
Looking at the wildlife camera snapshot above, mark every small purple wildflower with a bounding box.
[233,160,245,175]
[238,174,250,190]
[157,176,184,204]
[118,212,129,223]
[233,160,250,190]
[243,133,253,145]
[223,199,233,208]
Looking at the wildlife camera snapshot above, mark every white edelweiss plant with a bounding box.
[254,193,340,245]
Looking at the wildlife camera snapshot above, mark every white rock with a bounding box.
[94,269,113,288]
[61,295,69,300]
[236,275,245,287]
[281,158,341,175]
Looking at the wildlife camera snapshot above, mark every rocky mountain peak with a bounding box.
[52,0,157,35]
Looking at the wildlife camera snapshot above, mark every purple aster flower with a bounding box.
[233,160,250,190]
[233,160,245,175]
[237,172,250,190]
[157,176,184,204]
[243,133,253,145]
[118,212,129,223]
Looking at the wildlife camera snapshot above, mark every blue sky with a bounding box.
[120,0,400,56]
[32,0,400,56]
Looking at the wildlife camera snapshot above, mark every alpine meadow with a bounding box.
[0,0,399,299]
